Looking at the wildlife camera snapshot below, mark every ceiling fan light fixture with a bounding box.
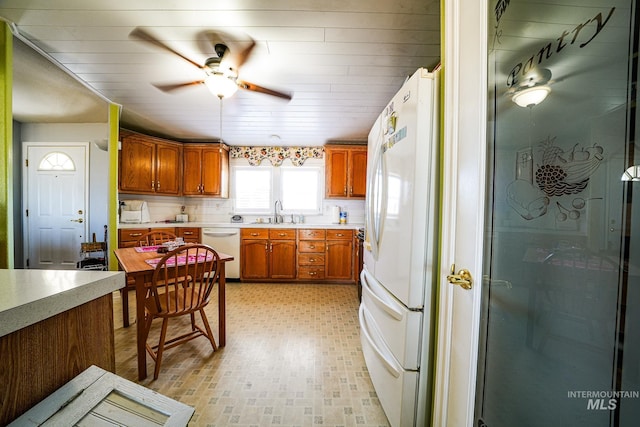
[512,85,551,108]
[205,74,238,99]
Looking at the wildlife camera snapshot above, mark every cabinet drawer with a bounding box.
[269,229,296,240]
[298,229,326,240]
[298,266,326,280]
[298,240,326,253]
[326,229,353,240]
[177,227,201,243]
[298,253,325,266]
[118,228,148,247]
[242,229,269,239]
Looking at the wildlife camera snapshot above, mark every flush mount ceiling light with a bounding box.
[509,67,553,108]
[511,85,551,108]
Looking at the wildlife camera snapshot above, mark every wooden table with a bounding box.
[113,246,233,380]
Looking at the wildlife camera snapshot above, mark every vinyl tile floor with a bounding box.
[113,282,391,427]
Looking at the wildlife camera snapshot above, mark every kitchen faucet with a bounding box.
[274,200,283,224]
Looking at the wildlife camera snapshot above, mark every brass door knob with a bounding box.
[446,264,473,290]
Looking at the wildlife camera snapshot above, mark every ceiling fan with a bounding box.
[129,27,292,101]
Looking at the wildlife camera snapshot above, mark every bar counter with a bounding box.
[0,269,125,425]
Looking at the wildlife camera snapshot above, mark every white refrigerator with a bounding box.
[360,67,439,427]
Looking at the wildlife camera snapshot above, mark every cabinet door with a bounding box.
[349,148,368,198]
[325,148,349,197]
[270,240,297,279]
[182,147,203,195]
[241,239,269,279]
[155,142,181,195]
[119,137,155,194]
[201,147,222,196]
[325,239,354,280]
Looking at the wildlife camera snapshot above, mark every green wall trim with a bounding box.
[0,23,14,269]
[108,103,121,270]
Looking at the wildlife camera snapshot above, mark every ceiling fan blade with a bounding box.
[153,81,205,92]
[130,27,204,70]
[235,40,256,70]
[237,80,292,101]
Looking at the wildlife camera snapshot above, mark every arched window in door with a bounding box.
[38,152,76,171]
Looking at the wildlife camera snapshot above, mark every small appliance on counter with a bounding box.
[120,200,151,223]
[175,205,188,222]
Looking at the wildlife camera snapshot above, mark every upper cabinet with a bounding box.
[183,144,229,197]
[118,130,229,198]
[324,144,367,199]
[119,130,182,195]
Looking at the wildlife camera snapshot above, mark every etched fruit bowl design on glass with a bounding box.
[506,136,604,221]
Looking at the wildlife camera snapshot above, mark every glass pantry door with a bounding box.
[477,0,640,425]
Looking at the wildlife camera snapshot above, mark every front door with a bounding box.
[24,143,88,269]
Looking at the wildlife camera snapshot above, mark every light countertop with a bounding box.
[118,222,364,230]
[0,269,125,337]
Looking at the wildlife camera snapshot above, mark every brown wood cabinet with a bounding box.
[269,229,297,279]
[324,144,367,199]
[297,229,326,280]
[176,227,201,243]
[239,227,357,283]
[325,229,355,281]
[119,130,181,195]
[182,144,229,197]
[118,227,201,247]
[118,228,149,248]
[240,228,297,281]
[296,228,355,283]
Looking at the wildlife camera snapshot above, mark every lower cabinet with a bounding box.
[240,228,297,280]
[118,227,201,247]
[269,229,297,279]
[297,228,355,283]
[325,230,354,281]
[177,227,201,243]
[240,227,356,283]
[241,233,270,279]
[297,229,326,280]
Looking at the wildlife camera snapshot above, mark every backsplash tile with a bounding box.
[119,194,364,225]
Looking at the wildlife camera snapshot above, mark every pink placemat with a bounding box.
[145,253,213,267]
[135,245,161,253]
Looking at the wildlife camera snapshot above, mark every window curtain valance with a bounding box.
[230,146,324,166]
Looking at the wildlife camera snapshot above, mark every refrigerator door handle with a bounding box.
[359,304,402,378]
[361,268,403,321]
[366,140,387,260]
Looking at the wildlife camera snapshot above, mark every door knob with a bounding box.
[447,264,473,290]
[70,218,84,223]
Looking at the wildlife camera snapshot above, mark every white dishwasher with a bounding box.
[202,228,240,279]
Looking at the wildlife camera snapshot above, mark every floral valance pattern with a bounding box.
[230,146,324,166]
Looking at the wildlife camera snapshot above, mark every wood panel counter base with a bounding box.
[0,294,115,425]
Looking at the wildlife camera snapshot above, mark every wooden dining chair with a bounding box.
[142,244,221,379]
[121,230,178,327]
[137,230,177,247]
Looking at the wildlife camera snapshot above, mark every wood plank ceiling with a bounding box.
[0,0,441,146]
